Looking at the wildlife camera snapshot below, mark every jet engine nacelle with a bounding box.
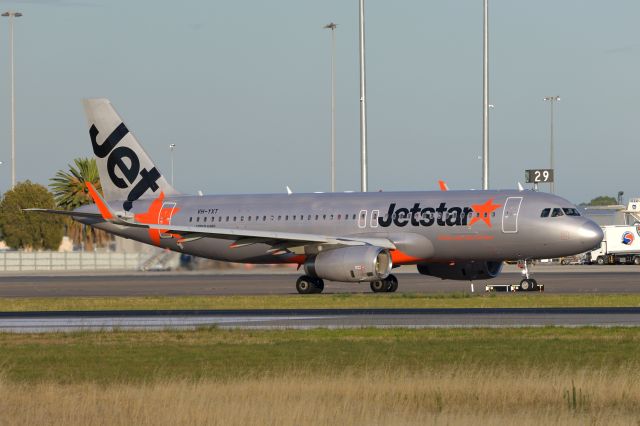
[304,246,392,282]
[417,261,503,281]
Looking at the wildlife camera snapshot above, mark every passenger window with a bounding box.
[323,214,327,220]
[551,208,564,217]
[337,214,341,220]
[189,217,193,222]
[203,217,207,222]
[315,215,319,220]
[541,208,550,218]
[308,215,311,220]
[330,214,334,220]
[226,216,229,222]
[278,216,282,221]
[196,217,200,222]
[293,215,296,220]
[247,216,251,221]
[263,216,266,221]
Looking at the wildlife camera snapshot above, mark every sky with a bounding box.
[0,0,638,205]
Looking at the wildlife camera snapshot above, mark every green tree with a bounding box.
[585,196,618,206]
[0,181,64,250]
[49,158,110,250]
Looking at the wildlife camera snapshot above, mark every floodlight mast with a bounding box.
[482,0,489,190]
[543,95,560,194]
[2,11,22,189]
[323,22,337,192]
[358,0,368,192]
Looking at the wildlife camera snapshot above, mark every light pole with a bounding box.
[358,0,368,192]
[169,144,176,186]
[481,0,489,190]
[543,95,560,193]
[323,22,337,192]
[2,11,22,189]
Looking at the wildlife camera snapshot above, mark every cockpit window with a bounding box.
[540,208,551,218]
[551,208,564,217]
[562,208,581,217]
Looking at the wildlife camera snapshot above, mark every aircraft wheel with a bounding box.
[520,278,532,291]
[386,275,398,292]
[596,256,605,265]
[370,280,387,293]
[530,279,539,291]
[296,276,317,295]
[312,278,325,294]
[634,257,640,266]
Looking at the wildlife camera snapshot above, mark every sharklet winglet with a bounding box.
[84,181,139,227]
[85,181,114,220]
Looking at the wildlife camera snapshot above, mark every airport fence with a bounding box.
[0,251,144,272]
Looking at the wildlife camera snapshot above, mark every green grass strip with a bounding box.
[0,327,639,384]
[1,293,640,311]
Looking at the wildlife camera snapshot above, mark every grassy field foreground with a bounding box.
[1,369,639,426]
[3,292,640,311]
[1,327,639,424]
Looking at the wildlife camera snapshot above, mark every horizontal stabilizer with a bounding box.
[23,208,106,220]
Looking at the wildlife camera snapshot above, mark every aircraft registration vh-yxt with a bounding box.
[28,99,604,294]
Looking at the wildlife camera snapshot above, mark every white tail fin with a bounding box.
[82,98,179,211]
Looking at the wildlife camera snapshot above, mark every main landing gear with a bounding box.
[294,274,399,294]
[370,274,398,293]
[296,275,325,294]
[518,260,539,291]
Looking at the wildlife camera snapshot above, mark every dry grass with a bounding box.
[1,368,639,425]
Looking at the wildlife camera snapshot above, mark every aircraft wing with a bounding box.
[28,182,396,253]
[24,209,396,251]
[144,223,397,250]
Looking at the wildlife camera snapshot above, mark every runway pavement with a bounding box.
[1,307,639,332]
[0,265,638,297]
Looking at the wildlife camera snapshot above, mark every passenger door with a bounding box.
[501,197,522,233]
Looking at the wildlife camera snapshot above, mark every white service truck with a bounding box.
[588,225,640,265]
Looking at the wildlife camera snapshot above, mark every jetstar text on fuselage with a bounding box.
[378,202,491,228]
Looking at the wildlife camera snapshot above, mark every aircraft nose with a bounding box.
[578,221,604,249]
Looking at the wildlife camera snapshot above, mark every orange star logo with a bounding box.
[134,192,181,245]
[469,198,502,228]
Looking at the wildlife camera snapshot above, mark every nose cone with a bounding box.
[578,221,604,250]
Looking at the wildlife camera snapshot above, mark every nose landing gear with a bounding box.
[518,260,539,291]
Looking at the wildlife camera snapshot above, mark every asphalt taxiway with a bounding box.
[0,265,637,297]
[0,307,639,332]
[0,265,638,331]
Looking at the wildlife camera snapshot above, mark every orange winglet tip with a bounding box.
[438,180,449,191]
[85,181,113,220]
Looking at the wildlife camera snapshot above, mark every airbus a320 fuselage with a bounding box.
[31,99,603,294]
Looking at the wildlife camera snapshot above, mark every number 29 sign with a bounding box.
[525,169,554,183]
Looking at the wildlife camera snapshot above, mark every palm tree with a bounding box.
[50,158,111,250]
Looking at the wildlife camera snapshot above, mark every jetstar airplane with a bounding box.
[28,99,604,294]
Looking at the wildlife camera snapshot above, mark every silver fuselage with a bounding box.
[77,189,603,266]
